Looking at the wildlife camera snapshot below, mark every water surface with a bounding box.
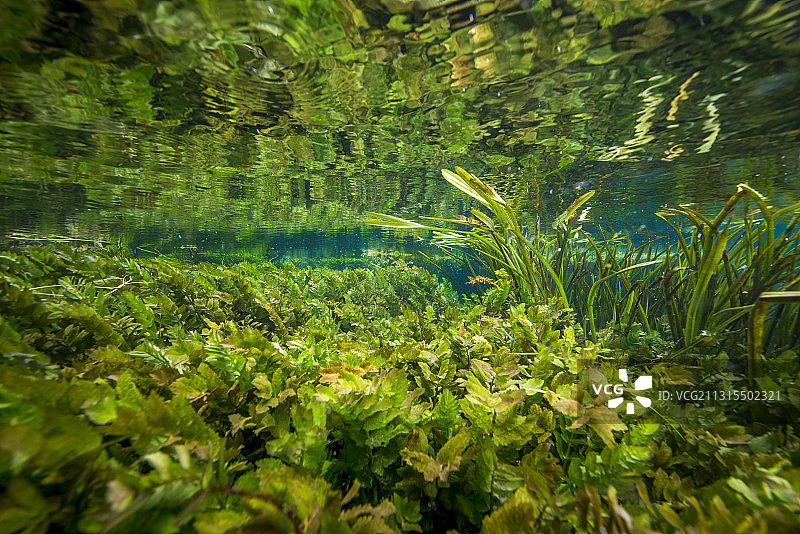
[1,0,798,261]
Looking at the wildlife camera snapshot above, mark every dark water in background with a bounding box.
[1,0,799,265]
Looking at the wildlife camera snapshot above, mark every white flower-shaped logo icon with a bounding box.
[608,369,652,414]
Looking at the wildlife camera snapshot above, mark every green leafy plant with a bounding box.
[366,167,595,308]
[656,185,800,354]
[2,243,800,533]
[366,171,800,365]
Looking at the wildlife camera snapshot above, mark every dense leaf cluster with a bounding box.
[1,245,800,533]
[369,170,800,370]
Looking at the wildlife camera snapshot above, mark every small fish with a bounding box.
[571,180,590,192]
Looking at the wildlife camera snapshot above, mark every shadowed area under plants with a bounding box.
[1,243,800,533]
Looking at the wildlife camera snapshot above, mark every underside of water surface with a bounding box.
[1,1,800,533]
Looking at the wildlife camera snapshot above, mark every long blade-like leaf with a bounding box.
[363,211,437,230]
[553,190,595,230]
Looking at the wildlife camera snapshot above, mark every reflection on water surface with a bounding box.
[0,0,798,260]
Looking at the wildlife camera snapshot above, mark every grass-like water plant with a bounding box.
[365,167,596,308]
[748,291,800,378]
[366,169,800,367]
[365,168,664,338]
[656,186,800,353]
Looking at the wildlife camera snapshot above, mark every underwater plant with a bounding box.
[2,244,800,532]
[365,168,662,335]
[366,169,800,369]
[654,185,800,376]
[365,167,597,308]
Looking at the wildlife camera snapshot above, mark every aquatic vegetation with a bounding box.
[748,291,800,378]
[366,168,664,339]
[3,1,800,532]
[367,169,800,370]
[2,244,800,533]
[655,185,800,363]
[366,167,596,307]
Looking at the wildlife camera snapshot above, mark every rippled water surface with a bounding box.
[1,0,799,261]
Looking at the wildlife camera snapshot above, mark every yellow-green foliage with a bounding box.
[368,171,800,367]
[1,245,800,533]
